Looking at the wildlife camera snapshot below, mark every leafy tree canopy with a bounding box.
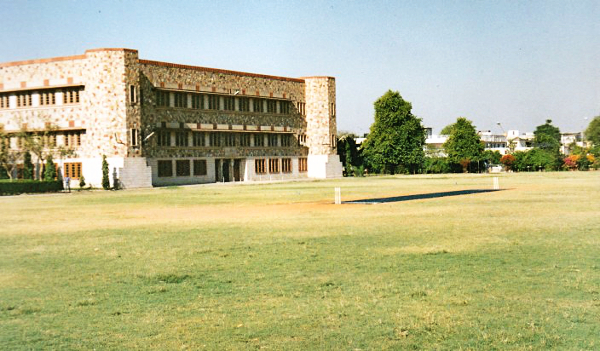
[440,123,455,136]
[442,117,484,167]
[337,134,361,175]
[584,116,600,146]
[533,119,561,153]
[513,149,561,172]
[481,150,502,165]
[362,90,426,174]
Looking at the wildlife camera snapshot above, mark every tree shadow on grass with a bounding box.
[344,189,505,204]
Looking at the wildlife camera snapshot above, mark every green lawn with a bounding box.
[1,172,599,350]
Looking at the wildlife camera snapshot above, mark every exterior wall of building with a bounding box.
[303,77,343,178]
[0,48,341,187]
[0,48,136,186]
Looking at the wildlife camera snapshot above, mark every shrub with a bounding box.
[102,155,110,190]
[44,155,56,181]
[79,175,86,188]
[23,152,34,180]
[423,157,451,174]
[563,155,579,170]
[353,165,365,177]
[500,154,516,171]
[0,180,64,196]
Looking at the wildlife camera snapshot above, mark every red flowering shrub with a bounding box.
[500,154,516,171]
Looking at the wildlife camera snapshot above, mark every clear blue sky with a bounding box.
[2,0,599,135]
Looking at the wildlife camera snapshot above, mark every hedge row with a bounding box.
[0,180,64,196]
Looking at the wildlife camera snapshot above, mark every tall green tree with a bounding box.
[44,155,56,181]
[442,117,484,172]
[337,133,360,176]
[584,116,600,146]
[23,152,34,179]
[533,119,561,153]
[102,155,110,190]
[362,90,425,174]
[532,119,562,170]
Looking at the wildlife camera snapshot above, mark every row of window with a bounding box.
[155,90,295,114]
[5,131,83,149]
[0,87,83,109]
[157,158,308,178]
[157,159,207,177]
[255,157,307,174]
[12,161,82,180]
[156,131,294,148]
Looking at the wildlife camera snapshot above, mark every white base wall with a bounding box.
[307,154,343,179]
[48,156,124,189]
[45,154,341,188]
[148,157,215,186]
[244,157,309,182]
[119,158,153,188]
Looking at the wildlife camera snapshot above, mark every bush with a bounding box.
[23,152,34,180]
[423,157,451,174]
[44,155,56,181]
[79,175,86,188]
[0,180,64,196]
[500,154,516,171]
[102,155,110,190]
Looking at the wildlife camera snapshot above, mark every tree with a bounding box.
[102,155,110,190]
[361,90,426,174]
[481,150,502,165]
[337,133,360,176]
[500,154,516,171]
[23,152,34,179]
[423,157,451,174]
[513,149,559,172]
[16,116,75,179]
[440,123,455,136]
[0,131,22,180]
[584,116,600,146]
[442,117,484,172]
[531,119,562,170]
[44,155,56,181]
[533,119,561,154]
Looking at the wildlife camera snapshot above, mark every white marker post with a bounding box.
[334,187,341,205]
[493,177,500,190]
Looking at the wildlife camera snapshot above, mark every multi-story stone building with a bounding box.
[0,48,342,187]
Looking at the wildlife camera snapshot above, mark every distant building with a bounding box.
[479,130,508,154]
[424,133,448,157]
[505,130,534,153]
[560,132,585,155]
[424,128,536,157]
[0,48,342,187]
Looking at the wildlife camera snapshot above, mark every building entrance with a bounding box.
[215,159,244,182]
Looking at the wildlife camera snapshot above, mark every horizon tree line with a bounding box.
[338,91,600,175]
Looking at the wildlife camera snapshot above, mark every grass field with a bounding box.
[1,172,599,350]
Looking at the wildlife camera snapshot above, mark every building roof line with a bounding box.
[138,59,306,83]
[85,48,138,54]
[0,54,86,68]
[300,76,336,80]
[0,48,138,68]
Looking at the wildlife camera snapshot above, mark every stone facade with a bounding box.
[0,48,342,187]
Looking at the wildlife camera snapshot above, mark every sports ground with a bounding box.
[1,172,599,349]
